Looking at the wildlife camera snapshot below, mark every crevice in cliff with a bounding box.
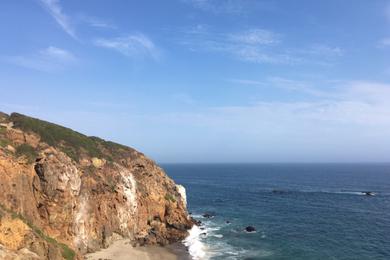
[34,162,46,183]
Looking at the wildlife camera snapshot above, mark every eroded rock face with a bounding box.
[0,210,63,260]
[0,112,193,259]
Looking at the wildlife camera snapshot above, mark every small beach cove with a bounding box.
[85,240,191,260]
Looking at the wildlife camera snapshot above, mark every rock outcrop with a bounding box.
[0,112,193,259]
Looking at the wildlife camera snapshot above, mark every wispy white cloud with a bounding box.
[181,0,276,15]
[228,29,280,45]
[228,79,265,86]
[94,34,160,60]
[38,0,76,39]
[178,26,295,64]
[229,76,336,97]
[158,80,390,128]
[231,80,390,126]
[386,2,390,22]
[299,44,344,57]
[171,93,196,105]
[6,46,76,72]
[177,26,342,65]
[235,47,301,64]
[378,37,390,47]
[78,15,116,29]
[182,0,246,14]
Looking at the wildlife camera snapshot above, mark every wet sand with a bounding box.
[85,240,190,260]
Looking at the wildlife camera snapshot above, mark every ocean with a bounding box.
[162,163,390,260]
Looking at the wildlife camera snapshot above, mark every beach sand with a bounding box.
[85,240,190,260]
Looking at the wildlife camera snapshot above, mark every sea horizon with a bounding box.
[160,162,390,165]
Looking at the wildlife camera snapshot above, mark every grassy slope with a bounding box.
[8,113,135,162]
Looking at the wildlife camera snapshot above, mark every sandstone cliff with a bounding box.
[0,112,193,259]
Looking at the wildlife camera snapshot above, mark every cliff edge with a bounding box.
[0,112,193,259]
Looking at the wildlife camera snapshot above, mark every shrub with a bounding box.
[16,143,37,163]
[10,113,104,160]
[0,138,9,147]
[165,194,176,202]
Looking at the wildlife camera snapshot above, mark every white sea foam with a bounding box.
[183,225,208,260]
[331,191,376,196]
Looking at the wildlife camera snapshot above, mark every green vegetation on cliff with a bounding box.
[10,113,102,160]
[15,143,37,163]
[9,113,135,162]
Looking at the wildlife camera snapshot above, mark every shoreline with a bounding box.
[85,240,191,260]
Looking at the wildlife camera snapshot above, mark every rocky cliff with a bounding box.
[0,112,193,259]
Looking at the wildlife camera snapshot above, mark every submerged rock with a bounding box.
[245,226,256,233]
[272,189,287,194]
[202,213,215,219]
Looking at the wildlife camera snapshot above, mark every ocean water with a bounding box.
[162,163,390,260]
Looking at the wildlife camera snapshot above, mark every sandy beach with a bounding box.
[85,240,190,260]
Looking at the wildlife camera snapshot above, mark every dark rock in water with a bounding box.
[203,213,214,218]
[245,226,256,232]
[193,219,202,226]
[200,227,206,230]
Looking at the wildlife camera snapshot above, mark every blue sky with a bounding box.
[1,0,390,162]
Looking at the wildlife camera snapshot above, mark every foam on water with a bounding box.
[185,214,253,260]
[183,225,208,260]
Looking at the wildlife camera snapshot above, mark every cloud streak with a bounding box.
[379,37,390,47]
[78,15,116,29]
[182,0,276,15]
[94,34,160,60]
[177,26,342,65]
[182,0,246,14]
[6,46,76,72]
[178,26,292,64]
[38,0,76,39]
[229,76,344,98]
[386,2,390,22]
[228,29,280,45]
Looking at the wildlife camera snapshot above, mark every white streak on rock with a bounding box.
[114,163,138,235]
[74,195,88,252]
[176,184,187,208]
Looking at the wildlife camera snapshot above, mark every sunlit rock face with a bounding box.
[0,112,194,259]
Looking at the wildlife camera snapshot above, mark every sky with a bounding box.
[1,0,390,163]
